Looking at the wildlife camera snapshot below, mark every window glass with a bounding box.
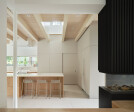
[7,56,37,67]
[31,57,38,67]
[17,57,30,67]
[7,56,13,66]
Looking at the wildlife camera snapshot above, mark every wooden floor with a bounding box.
[0,108,132,112]
[2,101,134,112]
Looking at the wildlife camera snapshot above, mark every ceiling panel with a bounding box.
[65,14,88,39]
[41,14,64,22]
[7,12,95,41]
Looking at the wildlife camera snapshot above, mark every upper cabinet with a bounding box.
[98,0,134,74]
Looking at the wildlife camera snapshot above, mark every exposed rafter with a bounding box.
[33,14,49,41]
[7,34,13,40]
[75,14,97,41]
[18,16,39,41]
[62,15,68,42]
[18,30,28,41]
[7,8,39,41]
[7,23,27,41]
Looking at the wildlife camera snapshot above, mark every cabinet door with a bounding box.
[81,48,90,95]
[38,54,50,73]
[49,54,62,73]
[63,54,77,84]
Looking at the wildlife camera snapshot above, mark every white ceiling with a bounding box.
[7,0,105,14]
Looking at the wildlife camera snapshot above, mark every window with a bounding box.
[31,57,38,67]
[7,56,13,66]
[17,57,30,67]
[41,21,64,34]
[7,56,38,67]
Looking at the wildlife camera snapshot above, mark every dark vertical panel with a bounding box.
[98,0,134,74]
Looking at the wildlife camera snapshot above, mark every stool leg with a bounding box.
[36,82,38,97]
[38,83,40,96]
[60,83,61,98]
[50,83,52,98]
[33,82,35,97]
[46,83,47,98]
[21,82,23,98]
[31,83,33,98]
[26,83,28,96]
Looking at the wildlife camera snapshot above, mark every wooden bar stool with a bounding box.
[36,80,48,97]
[21,79,35,98]
[50,80,61,98]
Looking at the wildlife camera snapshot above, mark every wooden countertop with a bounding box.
[7,73,64,77]
[112,100,134,111]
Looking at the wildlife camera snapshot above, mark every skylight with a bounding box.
[41,21,64,34]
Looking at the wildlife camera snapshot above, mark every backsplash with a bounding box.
[106,74,134,86]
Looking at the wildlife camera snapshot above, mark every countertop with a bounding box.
[7,73,64,77]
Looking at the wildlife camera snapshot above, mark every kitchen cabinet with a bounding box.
[63,54,77,84]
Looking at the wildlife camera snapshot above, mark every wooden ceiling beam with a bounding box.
[7,23,28,41]
[7,34,13,40]
[62,15,68,42]
[18,16,39,41]
[33,14,49,41]
[75,14,97,41]
[7,8,38,41]
[18,30,28,41]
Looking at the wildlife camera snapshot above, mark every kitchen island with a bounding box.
[7,73,64,97]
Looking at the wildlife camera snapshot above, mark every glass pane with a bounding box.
[17,57,30,67]
[7,56,13,66]
[7,56,38,67]
[31,57,38,67]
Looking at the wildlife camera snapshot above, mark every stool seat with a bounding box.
[23,79,33,83]
[51,80,60,83]
[37,80,47,83]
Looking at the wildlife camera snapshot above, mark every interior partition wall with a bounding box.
[0,0,7,108]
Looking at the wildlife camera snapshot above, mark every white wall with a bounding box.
[38,36,62,73]
[0,0,7,107]
[77,22,105,98]
[38,35,77,84]
[7,45,37,56]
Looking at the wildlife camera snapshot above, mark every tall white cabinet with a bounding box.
[38,36,78,84]
[77,22,105,98]
[63,54,77,84]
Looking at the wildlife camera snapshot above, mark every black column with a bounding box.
[98,0,134,74]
